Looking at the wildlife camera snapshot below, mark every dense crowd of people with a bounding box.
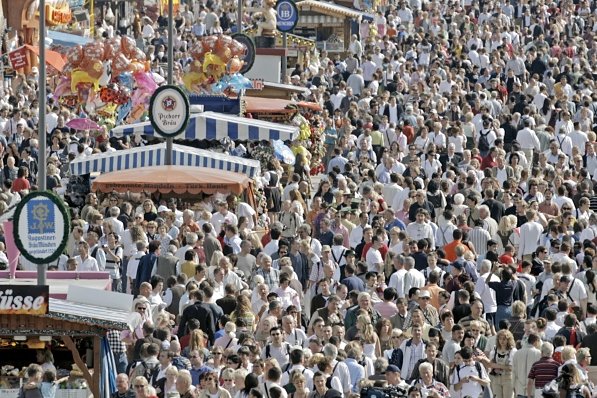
[4,0,597,398]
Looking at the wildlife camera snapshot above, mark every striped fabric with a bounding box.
[111,111,299,142]
[299,15,343,25]
[69,143,261,178]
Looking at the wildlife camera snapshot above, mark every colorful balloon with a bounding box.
[112,53,131,78]
[121,36,138,58]
[66,45,84,68]
[118,72,134,89]
[53,76,72,98]
[83,41,104,62]
[229,40,247,58]
[71,70,100,92]
[116,101,132,125]
[203,52,226,79]
[134,71,158,93]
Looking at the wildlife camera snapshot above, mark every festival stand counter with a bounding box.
[0,286,132,398]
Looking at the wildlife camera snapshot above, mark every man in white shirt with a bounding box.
[261,326,292,370]
[382,173,403,207]
[451,347,490,398]
[569,123,588,155]
[405,209,435,249]
[388,254,407,298]
[210,201,238,234]
[365,236,384,273]
[475,260,498,324]
[75,241,99,271]
[519,210,544,262]
[349,213,370,249]
[106,205,125,237]
[516,119,541,165]
[403,257,425,298]
[279,347,314,390]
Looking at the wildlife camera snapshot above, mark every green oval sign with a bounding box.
[13,191,70,264]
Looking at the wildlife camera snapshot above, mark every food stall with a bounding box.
[0,286,132,398]
[294,0,373,52]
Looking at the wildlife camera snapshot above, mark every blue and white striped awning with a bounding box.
[111,111,299,141]
[69,143,261,177]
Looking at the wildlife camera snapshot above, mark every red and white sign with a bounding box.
[8,47,29,70]
[251,79,264,91]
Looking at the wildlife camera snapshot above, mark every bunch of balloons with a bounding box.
[183,35,252,95]
[54,37,159,127]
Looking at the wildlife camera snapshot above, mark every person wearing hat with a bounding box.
[403,290,439,329]
[157,205,169,215]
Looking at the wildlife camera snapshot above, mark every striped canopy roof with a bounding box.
[111,111,299,142]
[69,143,261,178]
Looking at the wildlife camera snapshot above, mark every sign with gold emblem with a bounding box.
[13,192,70,264]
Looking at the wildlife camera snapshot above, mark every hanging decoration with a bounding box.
[183,35,254,96]
[54,36,158,128]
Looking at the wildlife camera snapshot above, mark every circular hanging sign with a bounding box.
[231,33,256,74]
[13,191,70,264]
[149,85,190,138]
[276,0,299,32]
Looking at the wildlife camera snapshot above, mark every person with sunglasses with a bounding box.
[198,371,231,398]
[132,376,151,398]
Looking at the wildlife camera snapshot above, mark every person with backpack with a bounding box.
[279,349,314,391]
[555,314,586,347]
[129,342,160,387]
[450,347,490,398]
[261,327,292,369]
[476,118,497,158]
[556,363,591,398]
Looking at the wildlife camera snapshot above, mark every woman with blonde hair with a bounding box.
[255,315,277,345]
[496,215,520,255]
[131,376,151,398]
[188,328,207,353]
[507,301,527,342]
[220,368,237,396]
[214,322,238,350]
[231,294,256,331]
[558,363,591,398]
[288,371,309,398]
[488,330,516,398]
[155,365,178,398]
[141,199,158,222]
[357,314,381,359]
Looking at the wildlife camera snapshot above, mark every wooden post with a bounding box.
[93,336,101,398]
[62,336,94,393]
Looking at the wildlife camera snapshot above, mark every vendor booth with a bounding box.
[110,111,299,142]
[91,166,255,201]
[0,286,131,398]
[244,96,322,122]
[295,0,373,52]
[69,143,261,178]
